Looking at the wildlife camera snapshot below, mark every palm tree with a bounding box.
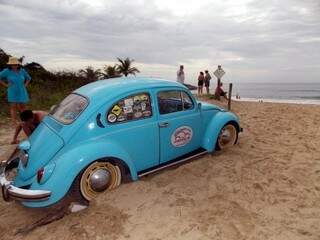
[78,66,102,82]
[18,56,25,64]
[103,65,122,79]
[116,57,140,77]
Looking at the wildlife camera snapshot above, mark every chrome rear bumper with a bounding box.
[0,159,51,202]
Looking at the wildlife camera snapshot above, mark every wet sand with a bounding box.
[0,99,320,240]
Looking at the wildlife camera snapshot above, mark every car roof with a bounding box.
[75,77,188,102]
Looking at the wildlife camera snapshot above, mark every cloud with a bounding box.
[0,0,319,82]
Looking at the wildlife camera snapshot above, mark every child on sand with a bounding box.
[11,110,47,144]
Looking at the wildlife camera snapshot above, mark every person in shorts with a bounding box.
[204,70,211,94]
[197,72,204,95]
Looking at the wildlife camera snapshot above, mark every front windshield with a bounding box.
[50,94,88,124]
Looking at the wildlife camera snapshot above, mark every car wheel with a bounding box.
[216,124,238,150]
[79,161,122,201]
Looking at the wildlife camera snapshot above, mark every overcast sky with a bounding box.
[0,0,319,84]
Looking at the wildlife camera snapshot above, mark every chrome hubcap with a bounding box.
[221,129,231,142]
[80,162,122,201]
[218,125,237,149]
[89,169,110,192]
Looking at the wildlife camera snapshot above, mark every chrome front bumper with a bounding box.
[0,159,51,202]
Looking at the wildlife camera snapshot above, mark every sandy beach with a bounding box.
[1,99,320,240]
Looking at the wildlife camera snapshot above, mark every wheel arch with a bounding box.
[96,156,132,183]
[226,120,240,143]
[22,140,137,208]
[201,111,240,153]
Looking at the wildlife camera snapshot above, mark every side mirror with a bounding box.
[198,102,202,110]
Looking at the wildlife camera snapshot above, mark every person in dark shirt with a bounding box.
[215,82,228,101]
[11,110,47,144]
[198,71,204,95]
[204,70,211,94]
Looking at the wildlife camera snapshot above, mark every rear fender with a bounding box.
[202,111,240,152]
[23,140,137,207]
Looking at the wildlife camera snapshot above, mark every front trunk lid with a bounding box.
[199,101,223,111]
[17,121,64,181]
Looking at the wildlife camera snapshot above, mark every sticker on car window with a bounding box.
[123,105,133,114]
[141,102,147,111]
[111,105,122,116]
[134,111,143,118]
[117,114,126,122]
[107,113,117,123]
[124,98,134,106]
[133,104,142,112]
[140,94,148,101]
[133,96,141,104]
[171,126,193,147]
[142,110,151,117]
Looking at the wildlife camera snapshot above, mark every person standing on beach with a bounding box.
[0,57,31,124]
[204,70,211,94]
[177,65,185,84]
[198,72,204,95]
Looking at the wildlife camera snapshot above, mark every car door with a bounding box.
[157,89,201,164]
[104,91,159,172]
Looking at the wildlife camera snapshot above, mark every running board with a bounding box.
[138,150,208,178]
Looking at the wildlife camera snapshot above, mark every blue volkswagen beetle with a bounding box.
[1,78,241,208]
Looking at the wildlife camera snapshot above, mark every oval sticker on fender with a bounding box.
[171,126,193,147]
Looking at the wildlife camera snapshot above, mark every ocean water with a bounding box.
[223,82,320,105]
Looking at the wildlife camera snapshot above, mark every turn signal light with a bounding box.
[37,167,45,183]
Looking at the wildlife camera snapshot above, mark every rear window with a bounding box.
[50,94,88,124]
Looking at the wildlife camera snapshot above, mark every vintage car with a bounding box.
[0,78,241,208]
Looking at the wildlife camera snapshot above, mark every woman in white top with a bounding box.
[177,65,185,84]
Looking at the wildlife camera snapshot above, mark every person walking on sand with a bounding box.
[198,72,204,95]
[177,65,185,84]
[204,70,211,94]
[11,110,47,144]
[0,57,31,125]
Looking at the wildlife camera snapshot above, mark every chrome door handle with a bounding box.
[159,122,169,128]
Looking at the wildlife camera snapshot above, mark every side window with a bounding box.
[182,92,194,110]
[157,90,194,115]
[107,93,152,124]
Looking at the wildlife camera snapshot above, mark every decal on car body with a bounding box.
[171,126,193,147]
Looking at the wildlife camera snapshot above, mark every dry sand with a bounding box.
[0,99,320,240]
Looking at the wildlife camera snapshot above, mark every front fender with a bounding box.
[202,111,240,152]
[23,140,137,207]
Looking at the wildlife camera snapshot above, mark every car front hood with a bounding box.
[199,101,224,111]
[17,122,64,181]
